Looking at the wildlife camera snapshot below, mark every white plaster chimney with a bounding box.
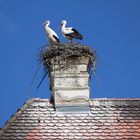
[50,56,90,112]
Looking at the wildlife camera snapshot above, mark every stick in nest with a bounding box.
[37,43,97,89]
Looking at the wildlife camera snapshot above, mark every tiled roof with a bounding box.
[0,98,140,140]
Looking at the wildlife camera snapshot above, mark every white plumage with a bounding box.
[44,20,60,44]
[61,20,83,43]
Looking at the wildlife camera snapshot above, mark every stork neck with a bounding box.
[62,23,66,30]
[45,24,50,30]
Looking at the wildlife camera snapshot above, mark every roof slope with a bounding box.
[0,98,140,140]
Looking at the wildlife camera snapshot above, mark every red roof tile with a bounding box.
[0,98,140,139]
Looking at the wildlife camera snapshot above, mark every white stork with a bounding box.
[44,20,60,44]
[61,20,83,43]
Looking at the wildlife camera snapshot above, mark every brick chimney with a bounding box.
[50,56,90,112]
[40,44,96,112]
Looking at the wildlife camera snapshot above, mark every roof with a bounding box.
[0,98,140,140]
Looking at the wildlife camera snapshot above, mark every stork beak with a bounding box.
[44,21,48,26]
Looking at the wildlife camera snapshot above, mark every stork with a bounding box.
[61,20,83,43]
[44,20,60,44]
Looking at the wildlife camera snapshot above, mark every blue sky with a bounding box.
[0,0,140,127]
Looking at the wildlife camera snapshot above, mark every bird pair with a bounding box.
[44,20,83,44]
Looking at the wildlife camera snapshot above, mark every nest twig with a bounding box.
[37,43,97,89]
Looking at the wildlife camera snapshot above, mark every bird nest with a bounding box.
[39,43,97,77]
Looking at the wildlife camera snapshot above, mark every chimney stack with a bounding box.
[41,44,96,112]
[51,56,90,112]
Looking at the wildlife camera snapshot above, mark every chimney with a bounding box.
[41,44,96,112]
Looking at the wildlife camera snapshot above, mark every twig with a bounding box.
[36,72,48,89]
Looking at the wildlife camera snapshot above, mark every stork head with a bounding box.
[61,20,67,27]
[44,20,50,26]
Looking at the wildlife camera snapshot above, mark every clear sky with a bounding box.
[0,0,140,127]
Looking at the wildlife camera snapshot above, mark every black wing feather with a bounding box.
[53,35,60,43]
[72,28,79,34]
[70,28,83,40]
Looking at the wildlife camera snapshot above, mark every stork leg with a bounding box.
[70,39,72,43]
[68,39,72,44]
